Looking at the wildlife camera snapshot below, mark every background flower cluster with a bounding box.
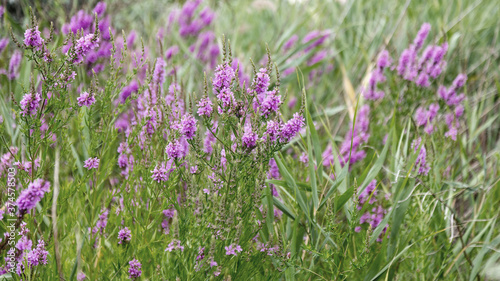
[0,0,499,280]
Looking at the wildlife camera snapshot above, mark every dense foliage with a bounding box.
[0,0,499,280]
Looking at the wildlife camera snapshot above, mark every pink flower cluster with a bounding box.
[323,105,370,168]
[23,26,44,50]
[16,179,51,212]
[20,92,42,117]
[84,157,100,170]
[397,23,448,87]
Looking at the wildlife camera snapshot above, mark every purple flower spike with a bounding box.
[84,157,100,170]
[128,259,142,279]
[242,126,258,148]
[280,113,305,142]
[16,179,51,212]
[24,26,44,50]
[20,92,42,116]
[197,97,213,117]
[180,114,197,139]
[413,23,431,51]
[118,227,132,244]
[77,92,96,107]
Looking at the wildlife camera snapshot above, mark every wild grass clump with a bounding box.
[0,1,498,280]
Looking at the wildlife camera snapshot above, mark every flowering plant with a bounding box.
[0,2,498,281]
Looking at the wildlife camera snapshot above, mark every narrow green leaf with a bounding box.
[306,107,319,209]
[318,174,345,211]
[265,183,275,236]
[266,179,312,192]
[469,222,500,281]
[275,153,311,223]
[359,128,392,195]
[291,214,305,257]
[334,185,354,212]
[367,243,415,281]
[387,178,415,258]
[273,197,297,220]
